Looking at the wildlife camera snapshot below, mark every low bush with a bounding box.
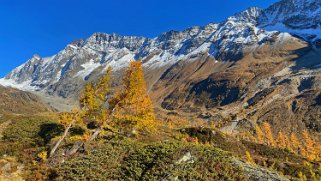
[58,138,246,180]
[3,119,63,147]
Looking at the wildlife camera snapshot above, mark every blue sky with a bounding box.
[0,0,279,77]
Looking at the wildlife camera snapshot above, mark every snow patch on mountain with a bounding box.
[75,59,101,79]
[264,23,321,40]
[0,78,39,91]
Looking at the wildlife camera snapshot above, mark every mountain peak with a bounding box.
[32,54,41,60]
[227,7,263,24]
[262,0,321,28]
[87,32,121,42]
[258,0,321,45]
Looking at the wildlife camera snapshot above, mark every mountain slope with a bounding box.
[0,85,53,115]
[1,0,321,133]
[260,0,321,47]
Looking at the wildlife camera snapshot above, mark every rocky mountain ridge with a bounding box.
[2,0,320,96]
[259,0,321,46]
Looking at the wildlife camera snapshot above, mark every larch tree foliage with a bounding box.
[245,150,255,165]
[284,133,291,151]
[302,130,317,160]
[109,61,156,135]
[50,67,112,158]
[50,110,80,157]
[80,83,99,117]
[290,133,300,153]
[261,122,275,147]
[276,131,287,149]
[255,125,264,144]
[80,67,113,130]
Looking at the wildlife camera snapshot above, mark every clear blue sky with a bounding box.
[0,0,279,77]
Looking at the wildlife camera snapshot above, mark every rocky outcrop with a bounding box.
[233,159,289,181]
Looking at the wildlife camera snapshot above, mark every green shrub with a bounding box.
[70,125,86,136]
[38,123,64,144]
[3,119,63,146]
[120,141,246,180]
[58,138,246,180]
[58,138,136,180]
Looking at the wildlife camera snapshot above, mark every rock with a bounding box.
[198,112,213,119]
[16,165,24,171]
[233,159,289,181]
[1,162,11,174]
[236,118,255,132]
[176,151,194,164]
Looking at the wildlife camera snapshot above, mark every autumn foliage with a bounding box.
[255,125,264,144]
[80,67,112,127]
[261,122,275,147]
[110,61,156,134]
[254,122,321,161]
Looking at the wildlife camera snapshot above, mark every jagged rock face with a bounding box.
[260,0,321,45]
[262,0,321,29]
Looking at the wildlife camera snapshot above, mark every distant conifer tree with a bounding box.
[302,130,317,160]
[245,150,255,165]
[276,131,287,149]
[290,133,300,153]
[261,122,275,146]
[255,125,264,144]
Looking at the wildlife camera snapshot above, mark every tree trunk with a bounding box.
[66,140,84,155]
[49,114,78,158]
[67,126,102,156]
[89,127,102,141]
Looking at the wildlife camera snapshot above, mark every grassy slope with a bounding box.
[0,86,53,115]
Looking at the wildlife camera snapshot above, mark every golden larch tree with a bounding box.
[276,131,287,149]
[50,68,113,157]
[261,122,275,146]
[110,61,156,134]
[80,67,112,127]
[80,83,99,115]
[245,150,255,165]
[65,68,113,156]
[290,133,300,154]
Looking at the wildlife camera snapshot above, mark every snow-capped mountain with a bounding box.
[0,0,320,98]
[259,0,321,46]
